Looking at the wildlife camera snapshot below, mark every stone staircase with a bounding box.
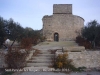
[26,49,54,67]
[26,41,85,69]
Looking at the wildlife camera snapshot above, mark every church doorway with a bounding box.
[54,33,59,41]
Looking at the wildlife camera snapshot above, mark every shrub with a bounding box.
[32,36,39,45]
[76,36,92,49]
[82,40,92,49]
[5,47,27,69]
[76,36,84,45]
[53,52,76,71]
[20,37,32,51]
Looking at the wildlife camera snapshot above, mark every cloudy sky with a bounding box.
[0,0,100,30]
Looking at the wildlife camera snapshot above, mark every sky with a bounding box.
[0,0,100,30]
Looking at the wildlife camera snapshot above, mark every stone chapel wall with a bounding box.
[42,4,84,41]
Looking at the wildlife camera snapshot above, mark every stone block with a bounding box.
[63,46,85,52]
[53,4,72,14]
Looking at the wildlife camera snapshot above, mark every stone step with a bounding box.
[31,57,52,60]
[40,51,51,54]
[27,63,52,67]
[39,53,51,54]
[27,59,52,63]
[37,54,54,56]
[40,49,49,52]
[36,55,54,58]
[63,46,85,52]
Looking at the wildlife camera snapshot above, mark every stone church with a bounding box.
[42,4,84,41]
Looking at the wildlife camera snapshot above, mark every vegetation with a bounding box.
[76,20,100,49]
[5,47,27,69]
[20,37,33,52]
[5,37,36,69]
[0,16,44,47]
[0,16,44,69]
[52,52,87,72]
[76,36,92,49]
[53,52,76,71]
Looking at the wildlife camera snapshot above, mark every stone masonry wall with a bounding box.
[73,15,84,33]
[42,4,84,41]
[42,15,53,40]
[53,4,72,14]
[52,14,74,41]
[68,51,100,68]
[43,14,84,41]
